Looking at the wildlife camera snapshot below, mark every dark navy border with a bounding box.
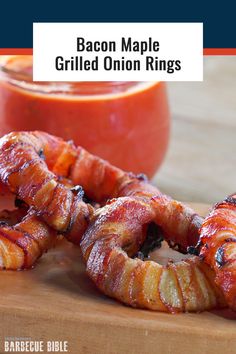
[0,1,235,48]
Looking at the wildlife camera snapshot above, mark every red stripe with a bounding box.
[0,48,33,55]
[0,48,236,56]
[204,48,236,55]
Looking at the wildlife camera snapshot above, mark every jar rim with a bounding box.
[0,56,158,98]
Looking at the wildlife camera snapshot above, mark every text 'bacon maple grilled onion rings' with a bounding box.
[198,194,236,311]
[81,197,225,313]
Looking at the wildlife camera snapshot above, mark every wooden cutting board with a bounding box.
[0,203,235,354]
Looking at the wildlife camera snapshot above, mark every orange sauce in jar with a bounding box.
[0,56,170,177]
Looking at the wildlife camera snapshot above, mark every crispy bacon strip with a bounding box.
[0,132,93,244]
[0,208,56,269]
[0,175,75,269]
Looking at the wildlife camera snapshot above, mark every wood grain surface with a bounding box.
[0,203,235,354]
[155,57,236,204]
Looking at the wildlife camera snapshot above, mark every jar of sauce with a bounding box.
[0,56,170,177]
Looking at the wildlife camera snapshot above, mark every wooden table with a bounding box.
[1,204,235,354]
[155,56,236,204]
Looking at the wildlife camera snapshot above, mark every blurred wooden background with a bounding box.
[154,56,236,204]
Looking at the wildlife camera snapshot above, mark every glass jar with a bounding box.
[0,56,170,177]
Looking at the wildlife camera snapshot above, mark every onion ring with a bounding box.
[81,197,225,312]
[199,194,236,311]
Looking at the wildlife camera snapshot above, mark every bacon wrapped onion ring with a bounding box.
[199,194,236,311]
[69,143,203,252]
[0,131,202,250]
[81,197,225,312]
